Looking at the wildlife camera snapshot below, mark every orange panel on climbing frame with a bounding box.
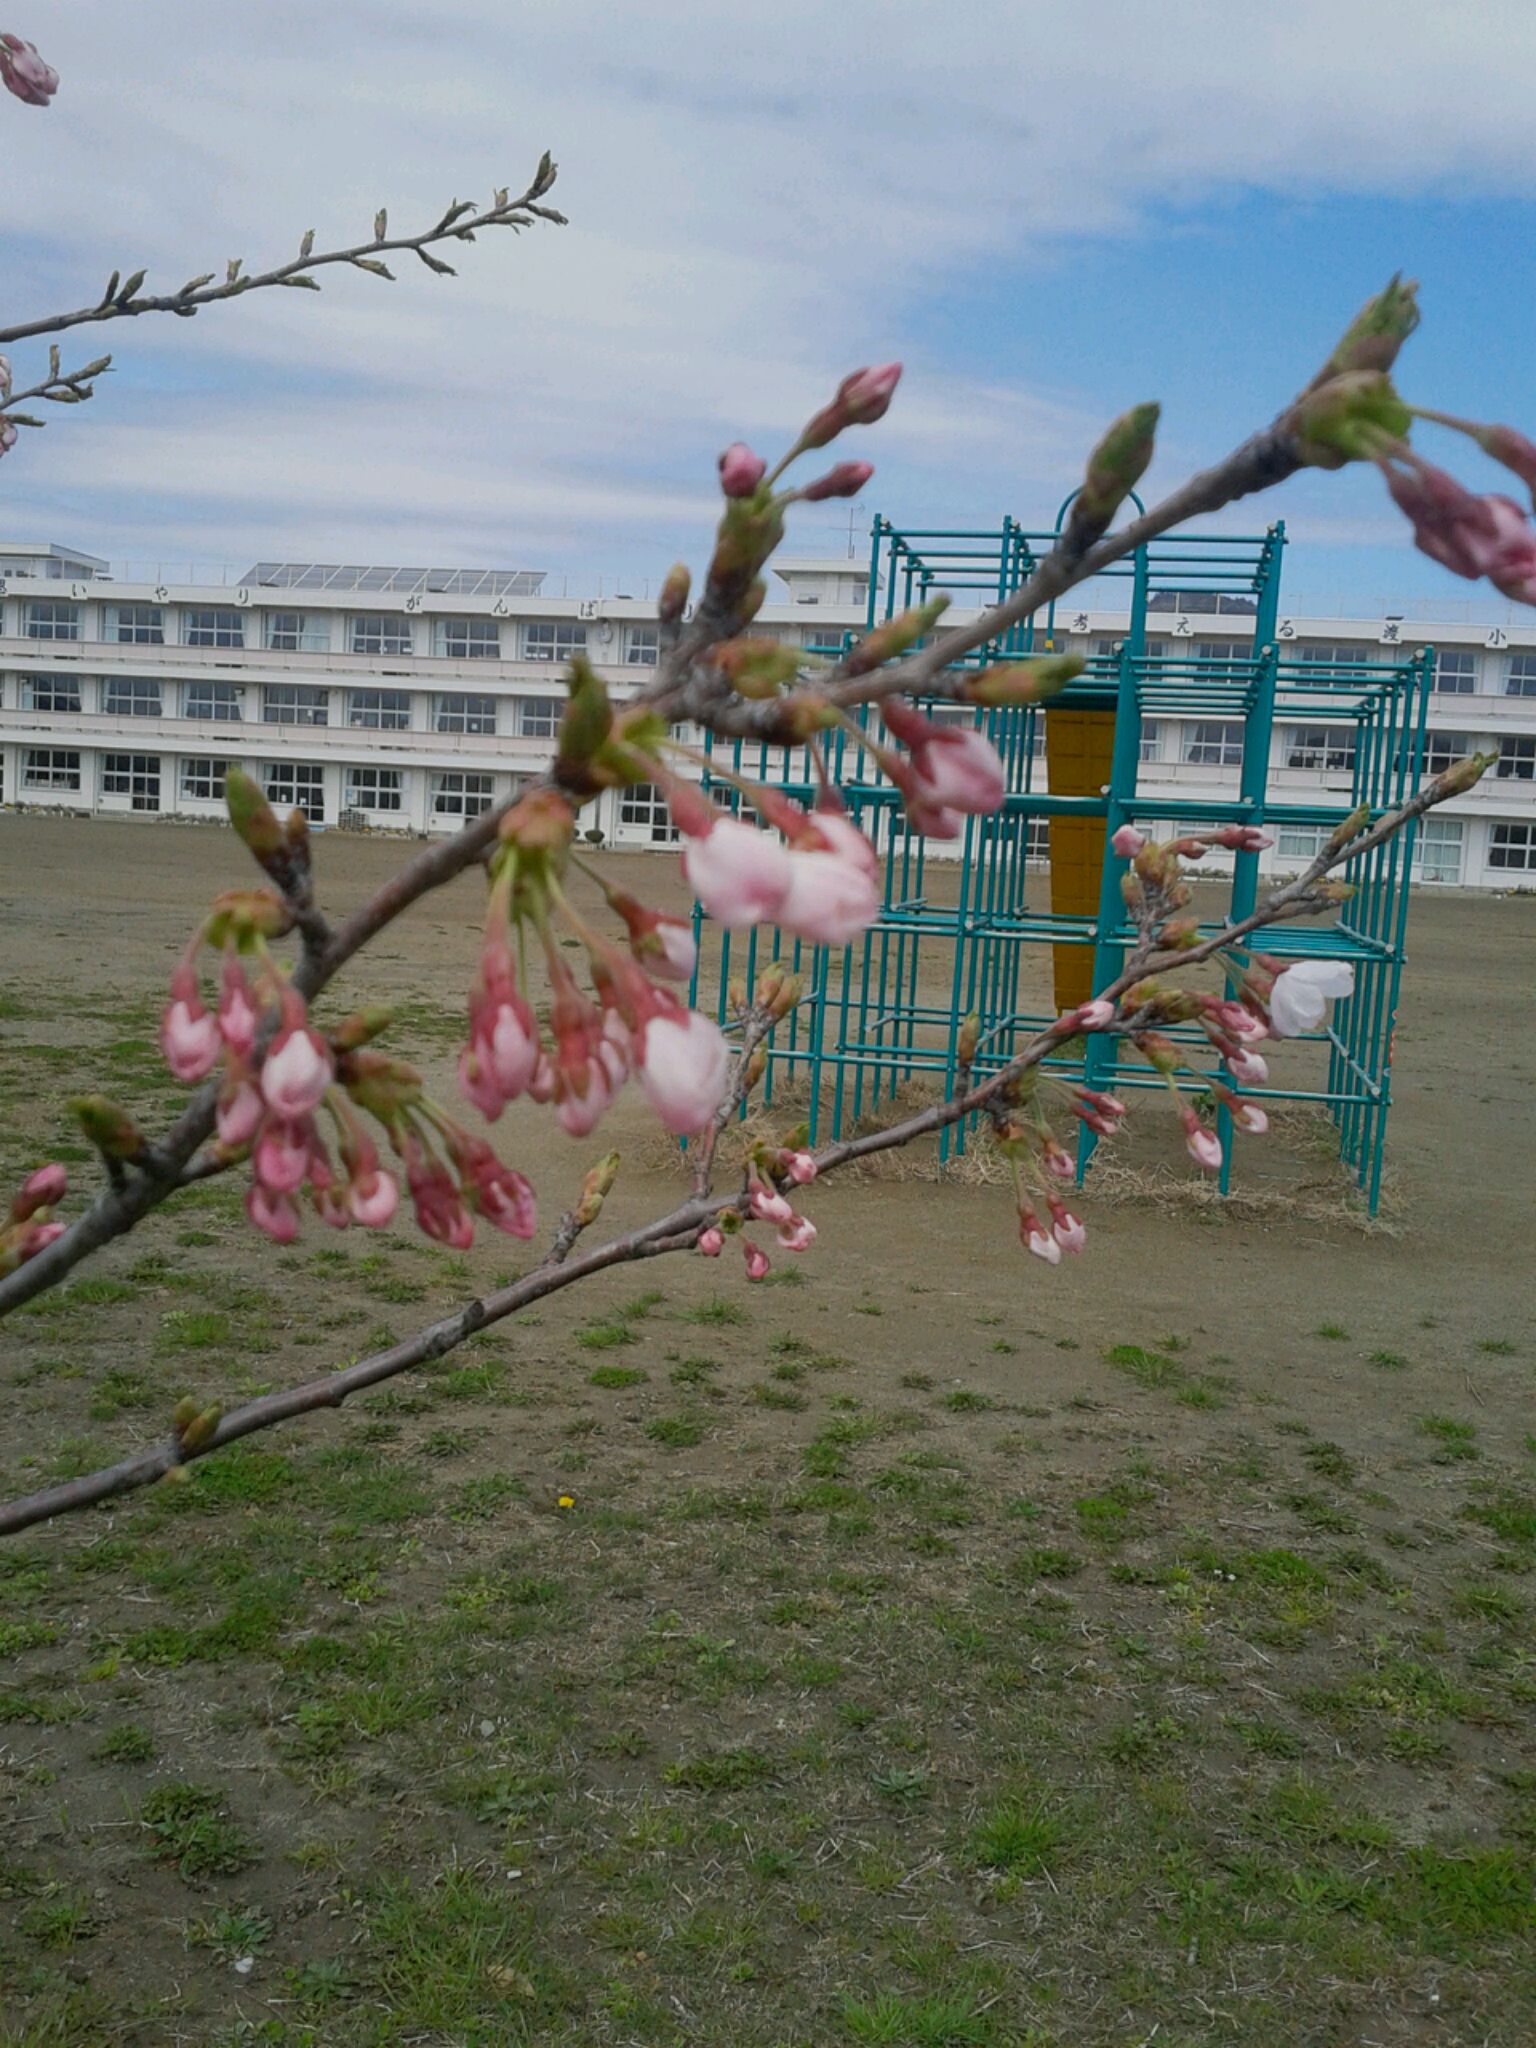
[1045,708,1116,1011]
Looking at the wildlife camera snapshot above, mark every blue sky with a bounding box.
[4,1,1536,619]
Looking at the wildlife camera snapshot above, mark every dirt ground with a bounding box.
[0,810,1532,2047]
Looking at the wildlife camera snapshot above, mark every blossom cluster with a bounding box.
[154,857,535,1248]
[697,1141,820,1282]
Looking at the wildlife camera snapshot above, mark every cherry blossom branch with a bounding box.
[0,765,1478,1538]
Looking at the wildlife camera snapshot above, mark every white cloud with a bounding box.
[4,1,1534,586]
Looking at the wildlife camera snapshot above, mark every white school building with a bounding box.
[0,542,1531,888]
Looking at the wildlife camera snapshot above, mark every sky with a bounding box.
[4,1,1536,617]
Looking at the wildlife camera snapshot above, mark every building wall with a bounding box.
[0,557,1532,888]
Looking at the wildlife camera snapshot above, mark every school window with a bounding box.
[1139,719,1162,763]
[618,782,680,843]
[1297,643,1371,666]
[349,613,414,657]
[1025,818,1050,860]
[183,608,245,649]
[263,762,326,821]
[102,677,163,717]
[1433,648,1476,694]
[434,693,498,735]
[1423,731,1471,777]
[523,621,587,663]
[105,604,164,645]
[347,688,412,731]
[1413,816,1464,885]
[1504,654,1536,698]
[515,695,563,738]
[1276,823,1329,865]
[22,748,81,790]
[1182,721,1244,767]
[626,625,661,666]
[433,616,500,659]
[1284,725,1357,772]
[20,675,82,713]
[344,766,404,812]
[180,758,227,804]
[1488,822,1536,871]
[1194,640,1246,663]
[262,683,330,726]
[183,681,243,720]
[23,601,80,640]
[265,611,331,653]
[102,753,161,810]
[1496,736,1535,781]
[431,771,496,819]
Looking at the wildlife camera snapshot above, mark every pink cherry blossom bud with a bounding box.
[0,419,16,459]
[837,362,903,426]
[1041,1142,1075,1180]
[639,1010,730,1135]
[1210,999,1267,1043]
[776,848,881,946]
[0,34,58,105]
[743,1240,771,1282]
[636,912,699,983]
[159,963,222,1083]
[20,1219,65,1258]
[245,1182,299,1243]
[457,1047,507,1123]
[556,1064,612,1138]
[697,1226,725,1257]
[1050,1202,1087,1255]
[253,1117,314,1194]
[682,815,793,929]
[800,461,874,502]
[748,1177,794,1224]
[10,1162,66,1222]
[260,1002,334,1119]
[718,442,767,498]
[1074,999,1116,1030]
[776,1214,817,1252]
[216,1077,263,1150]
[1224,1047,1269,1086]
[1111,823,1147,858]
[1180,1108,1222,1172]
[805,808,880,879]
[217,954,259,1057]
[350,1170,399,1228]
[882,704,1006,819]
[785,1151,817,1185]
[1023,1220,1062,1265]
[1235,1103,1269,1135]
[452,1136,536,1239]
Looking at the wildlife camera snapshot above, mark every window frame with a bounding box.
[263,761,326,822]
[1489,822,1536,870]
[523,621,588,664]
[514,695,563,739]
[1182,720,1245,767]
[101,676,164,719]
[434,692,498,736]
[433,616,500,660]
[182,607,246,650]
[22,600,81,641]
[105,603,165,646]
[1495,735,1535,781]
[349,613,415,658]
[1432,648,1476,694]
[343,765,405,813]
[179,757,228,804]
[20,674,82,714]
[182,681,244,722]
[21,747,82,791]
[264,610,331,654]
[346,687,413,732]
[262,683,330,727]
[101,752,162,810]
[431,771,497,819]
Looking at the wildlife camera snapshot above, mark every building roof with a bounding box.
[242,563,546,597]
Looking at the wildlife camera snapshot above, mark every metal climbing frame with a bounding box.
[690,509,1432,1215]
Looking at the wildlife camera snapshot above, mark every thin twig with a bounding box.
[0,164,562,350]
